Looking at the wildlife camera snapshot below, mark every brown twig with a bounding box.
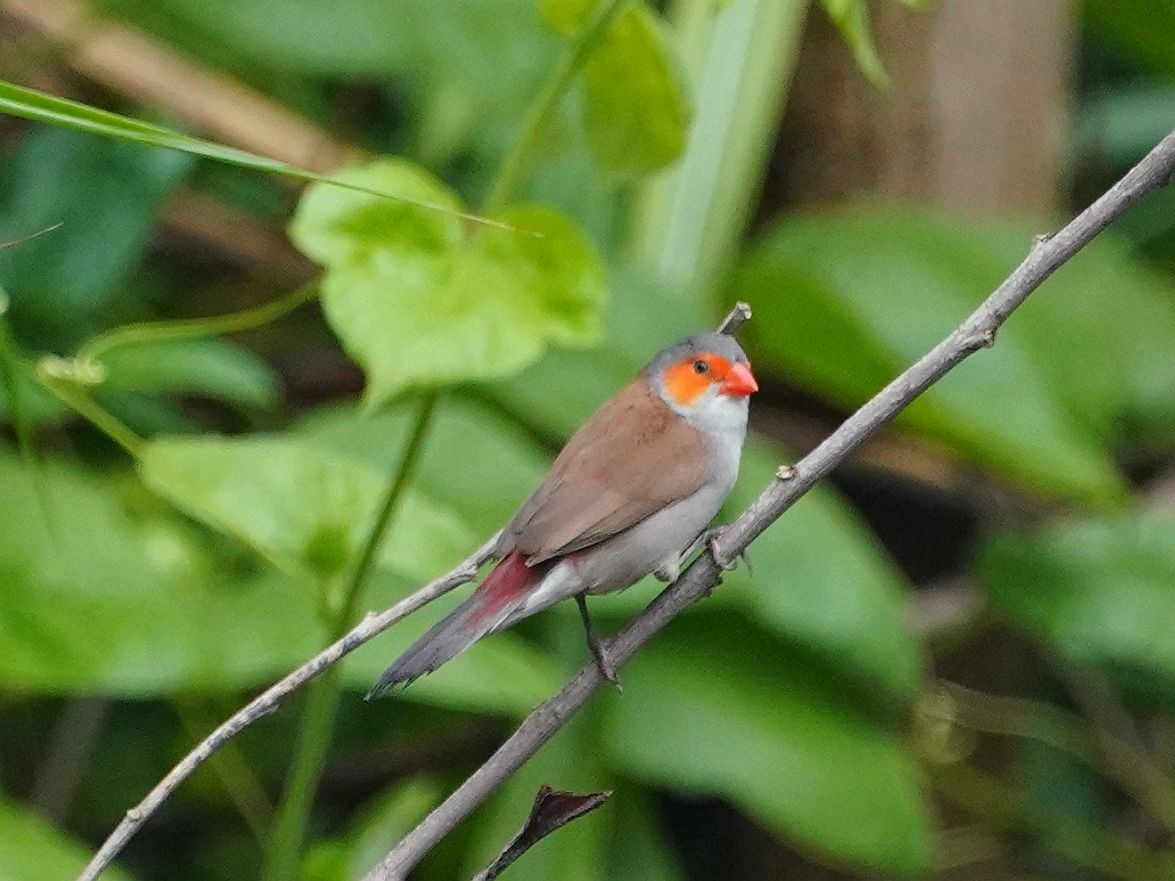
[363,130,1175,881]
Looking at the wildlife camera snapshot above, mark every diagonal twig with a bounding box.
[75,302,752,881]
[362,130,1175,881]
[75,531,501,881]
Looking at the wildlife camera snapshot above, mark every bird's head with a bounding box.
[647,332,757,432]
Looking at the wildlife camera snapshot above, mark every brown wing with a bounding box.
[502,378,709,564]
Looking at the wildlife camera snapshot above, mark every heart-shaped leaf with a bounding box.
[139,434,472,583]
[0,450,559,711]
[289,159,607,407]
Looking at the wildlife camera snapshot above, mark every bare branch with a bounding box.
[76,300,754,880]
[469,786,611,881]
[717,301,752,335]
[75,531,501,881]
[365,130,1175,881]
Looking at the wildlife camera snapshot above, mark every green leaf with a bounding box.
[0,449,557,711]
[0,451,309,695]
[979,510,1175,682]
[602,618,931,874]
[604,789,686,881]
[1082,0,1175,75]
[97,338,282,410]
[581,3,691,176]
[487,280,921,698]
[0,127,191,349]
[723,441,922,700]
[817,0,889,87]
[0,797,136,881]
[303,777,442,881]
[0,80,499,227]
[290,159,607,407]
[541,0,597,35]
[1076,84,1175,171]
[299,397,552,536]
[139,435,472,583]
[730,207,1145,503]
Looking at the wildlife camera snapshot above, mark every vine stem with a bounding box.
[483,0,626,210]
[260,392,439,881]
[35,373,144,458]
[76,282,318,366]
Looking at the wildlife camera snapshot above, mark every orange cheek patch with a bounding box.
[663,362,710,406]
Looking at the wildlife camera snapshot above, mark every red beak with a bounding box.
[720,361,758,397]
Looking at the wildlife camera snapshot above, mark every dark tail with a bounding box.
[366,551,549,698]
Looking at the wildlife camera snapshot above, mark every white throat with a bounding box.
[657,380,748,469]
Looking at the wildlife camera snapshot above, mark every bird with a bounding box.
[368,331,757,697]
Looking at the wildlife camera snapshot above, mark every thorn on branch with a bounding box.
[470,786,611,881]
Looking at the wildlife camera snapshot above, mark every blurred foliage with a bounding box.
[2,1,1175,880]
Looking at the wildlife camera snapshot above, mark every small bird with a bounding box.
[369,331,757,696]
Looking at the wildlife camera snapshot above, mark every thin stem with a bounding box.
[76,283,318,366]
[0,297,54,525]
[36,373,144,458]
[483,0,627,210]
[175,701,273,841]
[630,0,809,297]
[76,531,500,881]
[929,763,1175,881]
[1055,664,1175,835]
[259,671,343,881]
[260,393,439,881]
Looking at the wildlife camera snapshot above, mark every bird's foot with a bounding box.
[589,641,623,691]
[704,527,752,576]
[576,594,622,692]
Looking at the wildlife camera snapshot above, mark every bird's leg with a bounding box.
[575,594,622,691]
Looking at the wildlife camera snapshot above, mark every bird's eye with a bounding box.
[692,359,710,375]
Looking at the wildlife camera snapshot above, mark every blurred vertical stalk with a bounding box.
[0,286,53,523]
[629,0,809,301]
[260,393,439,881]
[484,0,627,210]
[264,6,638,871]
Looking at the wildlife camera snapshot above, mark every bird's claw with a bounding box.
[706,528,752,576]
[592,647,623,692]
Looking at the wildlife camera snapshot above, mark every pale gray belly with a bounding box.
[575,481,729,593]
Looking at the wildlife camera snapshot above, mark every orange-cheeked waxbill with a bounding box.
[369,331,757,695]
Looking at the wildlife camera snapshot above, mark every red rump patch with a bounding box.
[470,551,554,624]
